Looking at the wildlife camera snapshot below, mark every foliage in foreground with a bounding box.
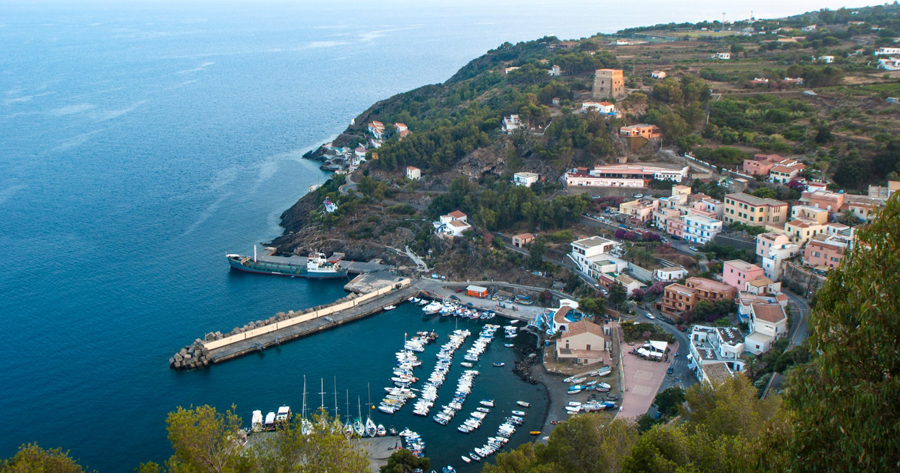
[0,443,94,473]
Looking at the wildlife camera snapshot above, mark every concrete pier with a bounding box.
[170,278,413,369]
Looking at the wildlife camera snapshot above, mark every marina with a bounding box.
[238,301,547,471]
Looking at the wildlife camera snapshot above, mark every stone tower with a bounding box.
[592,69,625,100]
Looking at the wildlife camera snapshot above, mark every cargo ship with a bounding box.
[226,247,348,279]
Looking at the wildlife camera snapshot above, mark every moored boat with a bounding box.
[516,401,530,408]
[226,248,348,279]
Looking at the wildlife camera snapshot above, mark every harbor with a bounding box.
[238,301,548,472]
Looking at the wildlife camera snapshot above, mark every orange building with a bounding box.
[620,124,661,140]
[466,285,488,298]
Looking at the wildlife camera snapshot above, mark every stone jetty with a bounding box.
[170,278,413,370]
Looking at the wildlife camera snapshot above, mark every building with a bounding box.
[875,47,900,55]
[592,69,625,100]
[564,164,688,188]
[615,274,646,297]
[569,236,620,278]
[323,199,338,213]
[662,283,698,315]
[801,190,844,212]
[466,285,488,298]
[501,115,522,133]
[619,199,659,225]
[743,276,782,297]
[842,194,884,221]
[651,70,667,79]
[745,303,787,355]
[655,266,688,281]
[682,214,723,245]
[791,205,829,225]
[769,164,804,184]
[548,64,562,76]
[556,320,607,365]
[619,124,662,140]
[504,66,520,75]
[405,166,421,180]
[686,277,737,302]
[689,325,745,384]
[757,233,800,280]
[435,210,471,237]
[715,52,731,60]
[877,57,900,71]
[653,208,681,231]
[395,123,408,132]
[742,157,777,176]
[512,233,535,248]
[691,197,724,219]
[666,216,685,239]
[722,260,765,291]
[803,234,848,270]
[551,303,581,334]
[581,101,616,115]
[723,193,788,227]
[513,172,540,187]
[782,219,826,245]
[783,77,804,85]
[367,121,385,139]
[867,181,900,201]
[818,55,834,63]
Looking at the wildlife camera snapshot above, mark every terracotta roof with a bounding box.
[752,303,786,323]
[687,277,734,294]
[447,220,470,228]
[513,233,535,240]
[562,320,606,338]
[448,210,466,219]
[771,165,798,174]
[553,306,572,325]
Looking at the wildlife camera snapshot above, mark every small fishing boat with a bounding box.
[388,426,398,436]
[377,424,386,437]
[480,399,495,407]
[443,467,457,473]
[460,362,473,368]
[511,410,525,416]
[460,456,471,464]
[469,452,481,462]
[516,401,530,408]
[504,343,514,348]
[529,431,541,435]
[492,362,505,367]
[383,305,396,311]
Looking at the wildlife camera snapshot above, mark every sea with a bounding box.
[0,0,876,471]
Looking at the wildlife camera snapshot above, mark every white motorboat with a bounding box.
[516,401,530,408]
[383,305,397,311]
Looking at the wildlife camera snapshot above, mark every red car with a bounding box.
[456,288,463,293]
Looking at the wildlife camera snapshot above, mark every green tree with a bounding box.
[608,282,628,309]
[654,387,686,418]
[527,238,546,270]
[162,405,253,473]
[760,194,900,471]
[258,410,370,473]
[379,449,429,473]
[536,417,639,473]
[0,444,94,473]
[579,297,607,317]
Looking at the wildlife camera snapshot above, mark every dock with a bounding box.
[170,278,414,369]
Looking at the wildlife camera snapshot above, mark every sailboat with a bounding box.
[343,389,354,438]
[365,383,377,437]
[354,396,365,437]
[301,375,312,435]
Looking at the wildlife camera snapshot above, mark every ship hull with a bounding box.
[227,256,348,279]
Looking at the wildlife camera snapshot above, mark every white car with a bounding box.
[645,312,655,320]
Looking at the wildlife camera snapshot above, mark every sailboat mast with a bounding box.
[319,378,325,415]
[302,375,307,421]
[333,377,339,419]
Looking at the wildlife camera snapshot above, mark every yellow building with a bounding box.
[723,193,788,227]
[592,69,625,100]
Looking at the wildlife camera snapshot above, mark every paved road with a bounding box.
[783,289,810,347]
[339,174,357,195]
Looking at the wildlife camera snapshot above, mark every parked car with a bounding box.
[689,246,699,252]
[677,324,687,332]
[667,367,674,375]
[645,312,655,320]
[456,288,463,293]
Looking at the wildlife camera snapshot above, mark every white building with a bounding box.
[875,47,900,55]
[651,70,667,79]
[715,52,731,60]
[501,115,522,133]
[548,65,562,77]
[406,166,421,180]
[435,210,471,237]
[512,172,540,187]
[569,236,621,279]
[744,303,787,355]
[877,57,900,71]
[654,266,688,281]
[760,239,801,281]
[581,101,616,115]
[818,55,835,63]
[689,325,745,383]
[324,199,338,213]
[367,121,385,139]
[682,214,723,245]
[564,164,689,188]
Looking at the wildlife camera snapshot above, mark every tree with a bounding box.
[608,282,628,309]
[0,444,94,473]
[380,449,429,473]
[654,387,686,418]
[526,238,546,270]
[162,405,252,473]
[760,194,900,471]
[258,410,370,473]
[534,417,639,473]
[579,297,606,317]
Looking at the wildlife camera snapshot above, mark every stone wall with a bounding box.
[780,261,827,296]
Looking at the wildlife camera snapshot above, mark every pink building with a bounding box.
[801,190,844,212]
[722,260,765,290]
[667,216,684,239]
[756,233,791,259]
[804,235,848,270]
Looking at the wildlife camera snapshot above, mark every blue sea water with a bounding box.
[0,0,876,470]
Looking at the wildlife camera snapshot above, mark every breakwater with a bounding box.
[170,278,413,369]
